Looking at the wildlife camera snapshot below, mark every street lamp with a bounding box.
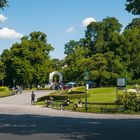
[13,78,15,88]
[84,69,89,112]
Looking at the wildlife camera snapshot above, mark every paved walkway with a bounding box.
[0,90,140,140]
[0,90,139,119]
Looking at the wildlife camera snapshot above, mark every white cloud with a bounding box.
[82,17,96,27]
[0,27,23,39]
[0,14,8,23]
[66,27,75,33]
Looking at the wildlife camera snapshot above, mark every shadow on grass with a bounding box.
[0,114,140,140]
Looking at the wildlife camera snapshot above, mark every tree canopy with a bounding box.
[1,31,54,88]
[0,0,8,9]
[125,0,140,15]
[63,17,140,86]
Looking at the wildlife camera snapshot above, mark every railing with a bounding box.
[44,100,123,113]
[82,102,123,112]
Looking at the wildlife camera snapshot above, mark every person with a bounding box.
[60,98,70,110]
[73,98,82,111]
[77,98,82,107]
[45,96,54,107]
[31,91,35,105]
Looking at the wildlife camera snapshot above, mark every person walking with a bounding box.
[31,91,35,105]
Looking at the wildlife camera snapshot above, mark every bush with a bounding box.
[117,93,140,112]
[124,93,140,112]
[37,95,68,102]
[37,93,90,102]
[0,86,9,91]
[0,86,10,97]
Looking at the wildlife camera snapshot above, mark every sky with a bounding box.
[0,0,138,59]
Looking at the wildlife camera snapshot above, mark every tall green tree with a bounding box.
[122,24,140,81]
[0,61,5,85]
[1,31,54,87]
[125,18,140,29]
[0,0,8,9]
[125,0,140,15]
[64,42,90,82]
[85,17,122,55]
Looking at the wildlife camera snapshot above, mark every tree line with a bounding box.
[0,0,140,87]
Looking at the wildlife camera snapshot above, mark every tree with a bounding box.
[1,31,54,88]
[125,0,140,15]
[122,26,140,82]
[85,17,122,55]
[125,18,140,29]
[0,60,5,85]
[64,41,90,82]
[0,0,8,9]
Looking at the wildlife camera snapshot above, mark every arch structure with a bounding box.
[49,71,63,85]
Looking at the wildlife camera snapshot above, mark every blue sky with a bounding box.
[0,0,138,59]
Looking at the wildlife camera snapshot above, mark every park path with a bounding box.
[0,90,140,140]
[0,90,52,106]
[0,90,140,119]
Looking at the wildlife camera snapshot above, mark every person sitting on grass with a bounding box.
[73,98,82,111]
[45,96,54,107]
[60,98,70,110]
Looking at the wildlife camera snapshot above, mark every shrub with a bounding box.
[37,93,90,102]
[37,95,68,101]
[124,93,140,112]
[117,93,140,112]
[0,86,9,91]
[0,86,10,97]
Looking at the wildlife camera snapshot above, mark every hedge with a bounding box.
[0,86,9,91]
[37,93,90,102]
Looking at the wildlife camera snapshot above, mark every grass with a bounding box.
[70,86,124,102]
[36,86,126,113]
[87,87,123,102]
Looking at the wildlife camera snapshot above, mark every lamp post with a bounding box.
[84,69,89,112]
[13,78,15,89]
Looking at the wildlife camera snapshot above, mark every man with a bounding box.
[31,91,35,105]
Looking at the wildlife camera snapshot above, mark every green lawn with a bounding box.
[68,87,124,113]
[71,86,124,103]
[87,87,123,102]
[36,86,125,113]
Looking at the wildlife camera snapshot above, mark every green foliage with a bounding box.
[117,93,140,112]
[0,86,10,97]
[0,86,9,91]
[0,0,8,9]
[124,93,140,112]
[125,0,140,15]
[37,92,90,102]
[1,31,54,87]
[63,16,140,87]
[37,95,68,102]
[125,18,140,29]
[0,61,5,81]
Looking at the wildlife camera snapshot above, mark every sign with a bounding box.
[116,78,126,87]
[86,84,89,90]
